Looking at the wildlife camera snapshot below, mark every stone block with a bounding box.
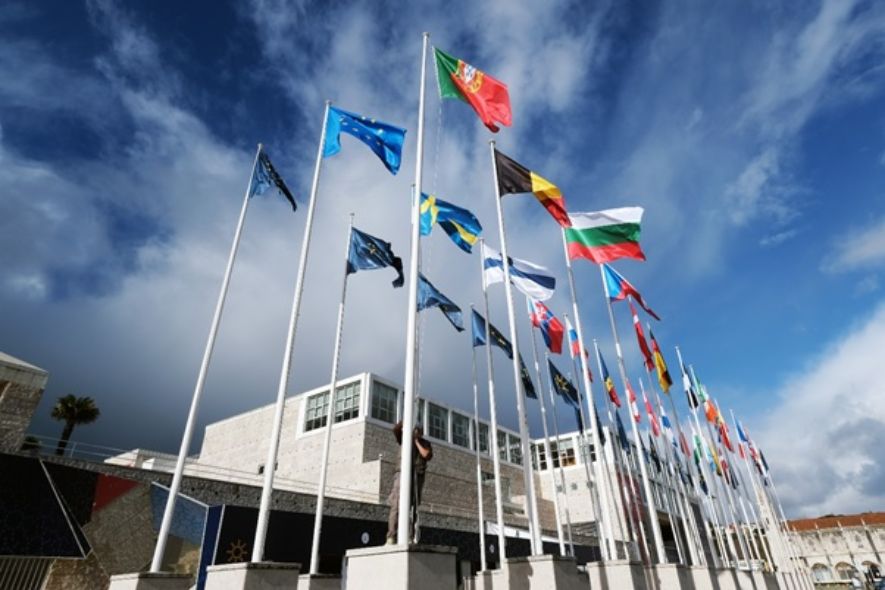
[584,559,649,590]
[204,561,301,589]
[472,570,493,590]
[298,573,341,590]
[344,544,457,590]
[650,563,680,589]
[688,565,716,590]
[491,555,586,590]
[712,566,741,590]
[108,572,193,590]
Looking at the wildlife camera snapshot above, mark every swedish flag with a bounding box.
[419,193,482,253]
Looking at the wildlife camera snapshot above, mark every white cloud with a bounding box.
[821,216,885,273]
[759,227,799,248]
[753,301,885,516]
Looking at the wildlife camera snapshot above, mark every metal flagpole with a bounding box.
[541,362,576,557]
[688,419,732,567]
[589,338,645,563]
[478,238,508,563]
[525,300,566,555]
[397,31,430,546]
[727,412,764,568]
[469,304,488,571]
[150,144,262,573]
[736,426,781,574]
[488,140,543,555]
[252,101,331,562]
[598,264,667,563]
[308,215,354,575]
[560,230,616,561]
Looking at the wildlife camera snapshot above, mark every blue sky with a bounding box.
[2,0,884,518]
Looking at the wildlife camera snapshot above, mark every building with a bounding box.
[0,351,48,452]
[788,512,885,584]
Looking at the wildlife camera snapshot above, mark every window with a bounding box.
[304,382,361,432]
[452,413,470,448]
[497,430,509,462]
[537,443,549,470]
[509,434,522,465]
[334,382,360,423]
[811,564,831,583]
[305,392,330,431]
[481,470,495,484]
[371,381,398,423]
[558,438,577,467]
[428,403,448,441]
[477,422,489,454]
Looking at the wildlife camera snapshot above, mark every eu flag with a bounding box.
[519,356,537,399]
[548,360,579,407]
[417,274,463,331]
[323,106,406,175]
[419,193,482,253]
[346,228,404,287]
[470,310,535,398]
[250,149,297,211]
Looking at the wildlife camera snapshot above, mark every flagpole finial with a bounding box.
[423,31,430,39]
[257,142,263,150]
[324,99,332,106]
[489,139,496,148]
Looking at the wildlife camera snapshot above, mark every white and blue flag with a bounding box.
[481,242,555,301]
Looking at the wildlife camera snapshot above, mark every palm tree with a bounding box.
[51,395,100,456]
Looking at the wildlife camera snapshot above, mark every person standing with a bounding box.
[386,420,433,544]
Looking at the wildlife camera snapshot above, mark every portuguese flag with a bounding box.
[565,207,645,263]
[434,47,512,132]
[494,149,571,227]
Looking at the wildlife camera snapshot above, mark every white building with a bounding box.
[788,512,884,584]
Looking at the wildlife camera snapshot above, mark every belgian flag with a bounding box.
[494,149,571,227]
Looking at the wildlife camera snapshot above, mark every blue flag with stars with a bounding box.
[323,106,406,175]
[417,273,463,332]
[346,227,404,288]
[470,310,536,398]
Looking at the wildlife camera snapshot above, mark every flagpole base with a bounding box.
[108,572,193,590]
[490,555,586,590]
[343,544,458,590]
[298,573,340,589]
[584,560,647,589]
[204,561,301,589]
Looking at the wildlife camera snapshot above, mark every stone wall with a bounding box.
[0,353,48,452]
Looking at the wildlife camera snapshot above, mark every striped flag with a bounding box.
[601,263,660,320]
[481,242,555,301]
[528,298,564,354]
[565,207,645,263]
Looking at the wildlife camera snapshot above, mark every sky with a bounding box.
[1,0,884,519]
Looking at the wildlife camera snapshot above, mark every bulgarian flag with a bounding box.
[565,207,645,264]
[434,47,512,133]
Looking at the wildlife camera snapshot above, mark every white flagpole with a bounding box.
[727,411,763,568]
[308,215,354,575]
[150,144,262,572]
[469,304,488,571]
[598,264,667,563]
[252,101,331,563]
[559,231,616,561]
[397,31,430,546]
[525,301,566,555]
[478,238,509,563]
[543,352,577,556]
[488,140,542,555]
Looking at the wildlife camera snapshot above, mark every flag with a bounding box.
[528,299,564,354]
[648,434,662,472]
[323,106,406,175]
[601,264,660,320]
[519,355,537,399]
[434,47,512,133]
[596,411,607,446]
[643,389,660,437]
[548,360,579,407]
[564,317,593,381]
[690,368,709,403]
[718,421,734,453]
[626,379,641,423]
[659,400,678,451]
[679,431,690,457]
[616,411,630,453]
[419,193,482,253]
[737,420,750,444]
[346,228,405,287]
[494,149,570,227]
[704,399,718,424]
[481,242,556,300]
[630,301,654,371]
[564,207,645,263]
[417,273,464,331]
[573,406,585,431]
[680,359,700,408]
[250,149,297,212]
[597,348,621,408]
[471,310,512,356]
[648,329,673,393]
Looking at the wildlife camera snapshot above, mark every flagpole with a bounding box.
[559,230,616,561]
[589,338,645,563]
[397,31,429,546]
[252,101,331,563]
[597,264,666,563]
[727,411,763,569]
[675,346,727,567]
[543,352,577,556]
[525,301,566,555]
[469,304,488,571]
[478,238,508,563]
[150,143,262,573]
[709,409,754,569]
[308,214,354,575]
[489,140,542,555]
[688,420,732,567]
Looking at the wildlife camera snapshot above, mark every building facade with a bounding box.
[788,512,885,584]
[0,351,48,452]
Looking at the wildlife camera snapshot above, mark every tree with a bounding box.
[51,395,100,456]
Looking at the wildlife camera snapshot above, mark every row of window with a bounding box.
[304,381,362,432]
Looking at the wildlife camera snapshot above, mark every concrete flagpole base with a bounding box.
[490,555,586,590]
[298,573,341,590]
[472,570,494,590]
[107,572,193,590]
[204,561,301,589]
[585,560,648,589]
[344,544,458,590]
